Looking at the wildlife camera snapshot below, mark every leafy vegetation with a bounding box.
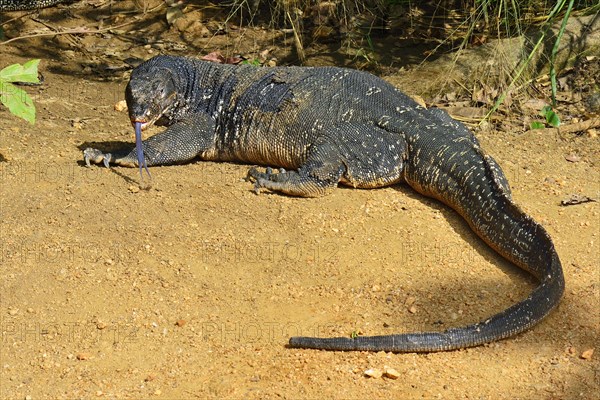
[0,59,40,124]
[241,58,262,66]
[530,105,561,129]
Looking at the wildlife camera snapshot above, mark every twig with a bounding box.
[0,19,137,45]
[530,117,600,135]
[286,10,305,64]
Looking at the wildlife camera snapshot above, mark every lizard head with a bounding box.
[125,67,178,183]
[125,69,178,130]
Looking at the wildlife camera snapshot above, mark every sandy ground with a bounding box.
[1,2,599,399]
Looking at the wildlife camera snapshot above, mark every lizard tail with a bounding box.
[288,226,563,352]
[288,151,565,352]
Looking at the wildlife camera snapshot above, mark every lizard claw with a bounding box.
[246,167,264,182]
[253,179,265,195]
[247,167,288,194]
[246,167,286,182]
[83,148,112,168]
[247,167,272,194]
[245,168,255,182]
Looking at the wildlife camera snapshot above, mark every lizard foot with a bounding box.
[83,148,112,168]
[246,167,286,194]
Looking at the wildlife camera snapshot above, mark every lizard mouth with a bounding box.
[130,91,177,130]
[131,114,160,130]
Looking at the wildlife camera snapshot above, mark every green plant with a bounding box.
[549,0,575,106]
[0,59,40,124]
[241,58,261,66]
[530,105,561,129]
[483,0,576,122]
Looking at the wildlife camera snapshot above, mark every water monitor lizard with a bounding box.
[83,55,565,352]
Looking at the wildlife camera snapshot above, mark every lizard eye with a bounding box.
[157,81,171,98]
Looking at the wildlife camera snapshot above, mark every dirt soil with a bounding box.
[1,2,599,399]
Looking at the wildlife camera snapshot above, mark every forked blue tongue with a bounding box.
[134,121,152,182]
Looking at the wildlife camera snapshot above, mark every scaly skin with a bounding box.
[84,55,565,352]
[0,0,67,11]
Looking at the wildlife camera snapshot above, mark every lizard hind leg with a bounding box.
[248,141,346,198]
[248,123,408,197]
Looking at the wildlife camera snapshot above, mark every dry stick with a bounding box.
[0,12,29,26]
[0,19,138,45]
[32,17,81,48]
[532,117,600,135]
[286,10,305,65]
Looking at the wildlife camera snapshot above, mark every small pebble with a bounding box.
[364,368,383,378]
[71,118,84,130]
[175,319,186,327]
[580,348,594,360]
[128,185,140,193]
[114,100,127,112]
[383,366,400,379]
[76,353,91,361]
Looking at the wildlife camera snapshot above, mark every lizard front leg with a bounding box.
[84,114,216,168]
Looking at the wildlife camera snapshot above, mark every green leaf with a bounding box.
[530,121,545,130]
[545,110,561,127]
[537,105,561,128]
[241,59,261,66]
[0,59,40,84]
[0,81,36,124]
[0,60,40,124]
[540,105,552,117]
[22,59,41,81]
